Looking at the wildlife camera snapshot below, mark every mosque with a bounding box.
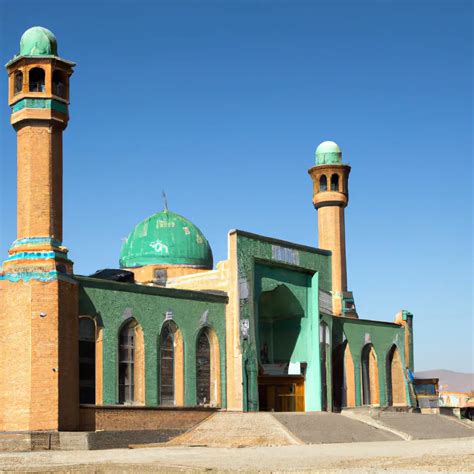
[0,27,414,433]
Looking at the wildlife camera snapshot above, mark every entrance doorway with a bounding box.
[257,284,305,412]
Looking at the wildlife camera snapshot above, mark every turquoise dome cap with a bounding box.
[315,141,342,165]
[119,210,213,269]
[20,26,58,56]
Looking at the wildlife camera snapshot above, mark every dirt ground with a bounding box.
[0,437,472,472]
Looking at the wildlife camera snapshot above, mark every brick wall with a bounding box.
[79,406,214,431]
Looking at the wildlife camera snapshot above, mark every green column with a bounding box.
[378,355,387,406]
[185,335,197,406]
[144,331,158,405]
[354,361,362,406]
[305,272,322,411]
[102,327,117,404]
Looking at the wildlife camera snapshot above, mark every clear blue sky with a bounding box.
[0,1,472,372]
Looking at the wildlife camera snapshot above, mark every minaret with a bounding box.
[308,141,356,317]
[0,27,79,431]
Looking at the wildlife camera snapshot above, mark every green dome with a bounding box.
[119,210,213,269]
[20,27,58,56]
[315,141,342,165]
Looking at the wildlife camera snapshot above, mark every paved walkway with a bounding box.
[274,412,398,443]
[369,411,474,440]
[0,437,472,472]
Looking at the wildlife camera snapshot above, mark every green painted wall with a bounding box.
[76,276,227,408]
[332,317,411,407]
[234,231,332,411]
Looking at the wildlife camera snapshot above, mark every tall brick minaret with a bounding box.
[0,27,79,431]
[308,141,357,317]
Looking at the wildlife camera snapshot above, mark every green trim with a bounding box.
[12,98,68,114]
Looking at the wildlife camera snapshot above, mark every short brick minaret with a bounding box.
[0,27,79,431]
[308,141,356,317]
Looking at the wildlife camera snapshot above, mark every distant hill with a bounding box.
[415,369,474,393]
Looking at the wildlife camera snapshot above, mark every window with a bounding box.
[14,71,23,94]
[29,67,45,92]
[119,321,136,404]
[196,331,211,405]
[52,70,67,98]
[160,323,175,405]
[331,174,339,191]
[79,318,96,404]
[319,175,327,192]
[153,269,167,286]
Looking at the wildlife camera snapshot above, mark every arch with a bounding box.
[344,343,356,407]
[29,67,45,92]
[330,174,339,191]
[14,70,23,94]
[118,319,145,405]
[196,326,221,407]
[79,317,96,404]
[52,69,67,98]
[386,345,406,406]
[332,340,356,409]
[320,321,330,410]
[159,320,184,406]
[319,175,327,192]
[361,344,380,406]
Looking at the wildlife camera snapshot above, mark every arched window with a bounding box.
[29,67,45,92]
[320,321,330,410]
[361,343,380,405]
[196,331,211,405]
[79,318,96,404]
[14,71,23,94]
[319,175,327,192]
[119,321,136,404]
[160,323,175,405]
[331,174,339,191]
[52,70,67,98]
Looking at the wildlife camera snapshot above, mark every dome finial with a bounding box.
[162,190,169,212]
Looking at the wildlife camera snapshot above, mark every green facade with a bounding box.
[234,230,332,412]
[77,276,227,407]
[332,317,412,407]
[233,230,413,412]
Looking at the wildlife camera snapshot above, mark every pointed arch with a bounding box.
[361,344,380,406]
[331,173,339,191]
[196,326,221,407]
[344,342,356,407]
[386,344,406,406]
[118,318,145,405]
